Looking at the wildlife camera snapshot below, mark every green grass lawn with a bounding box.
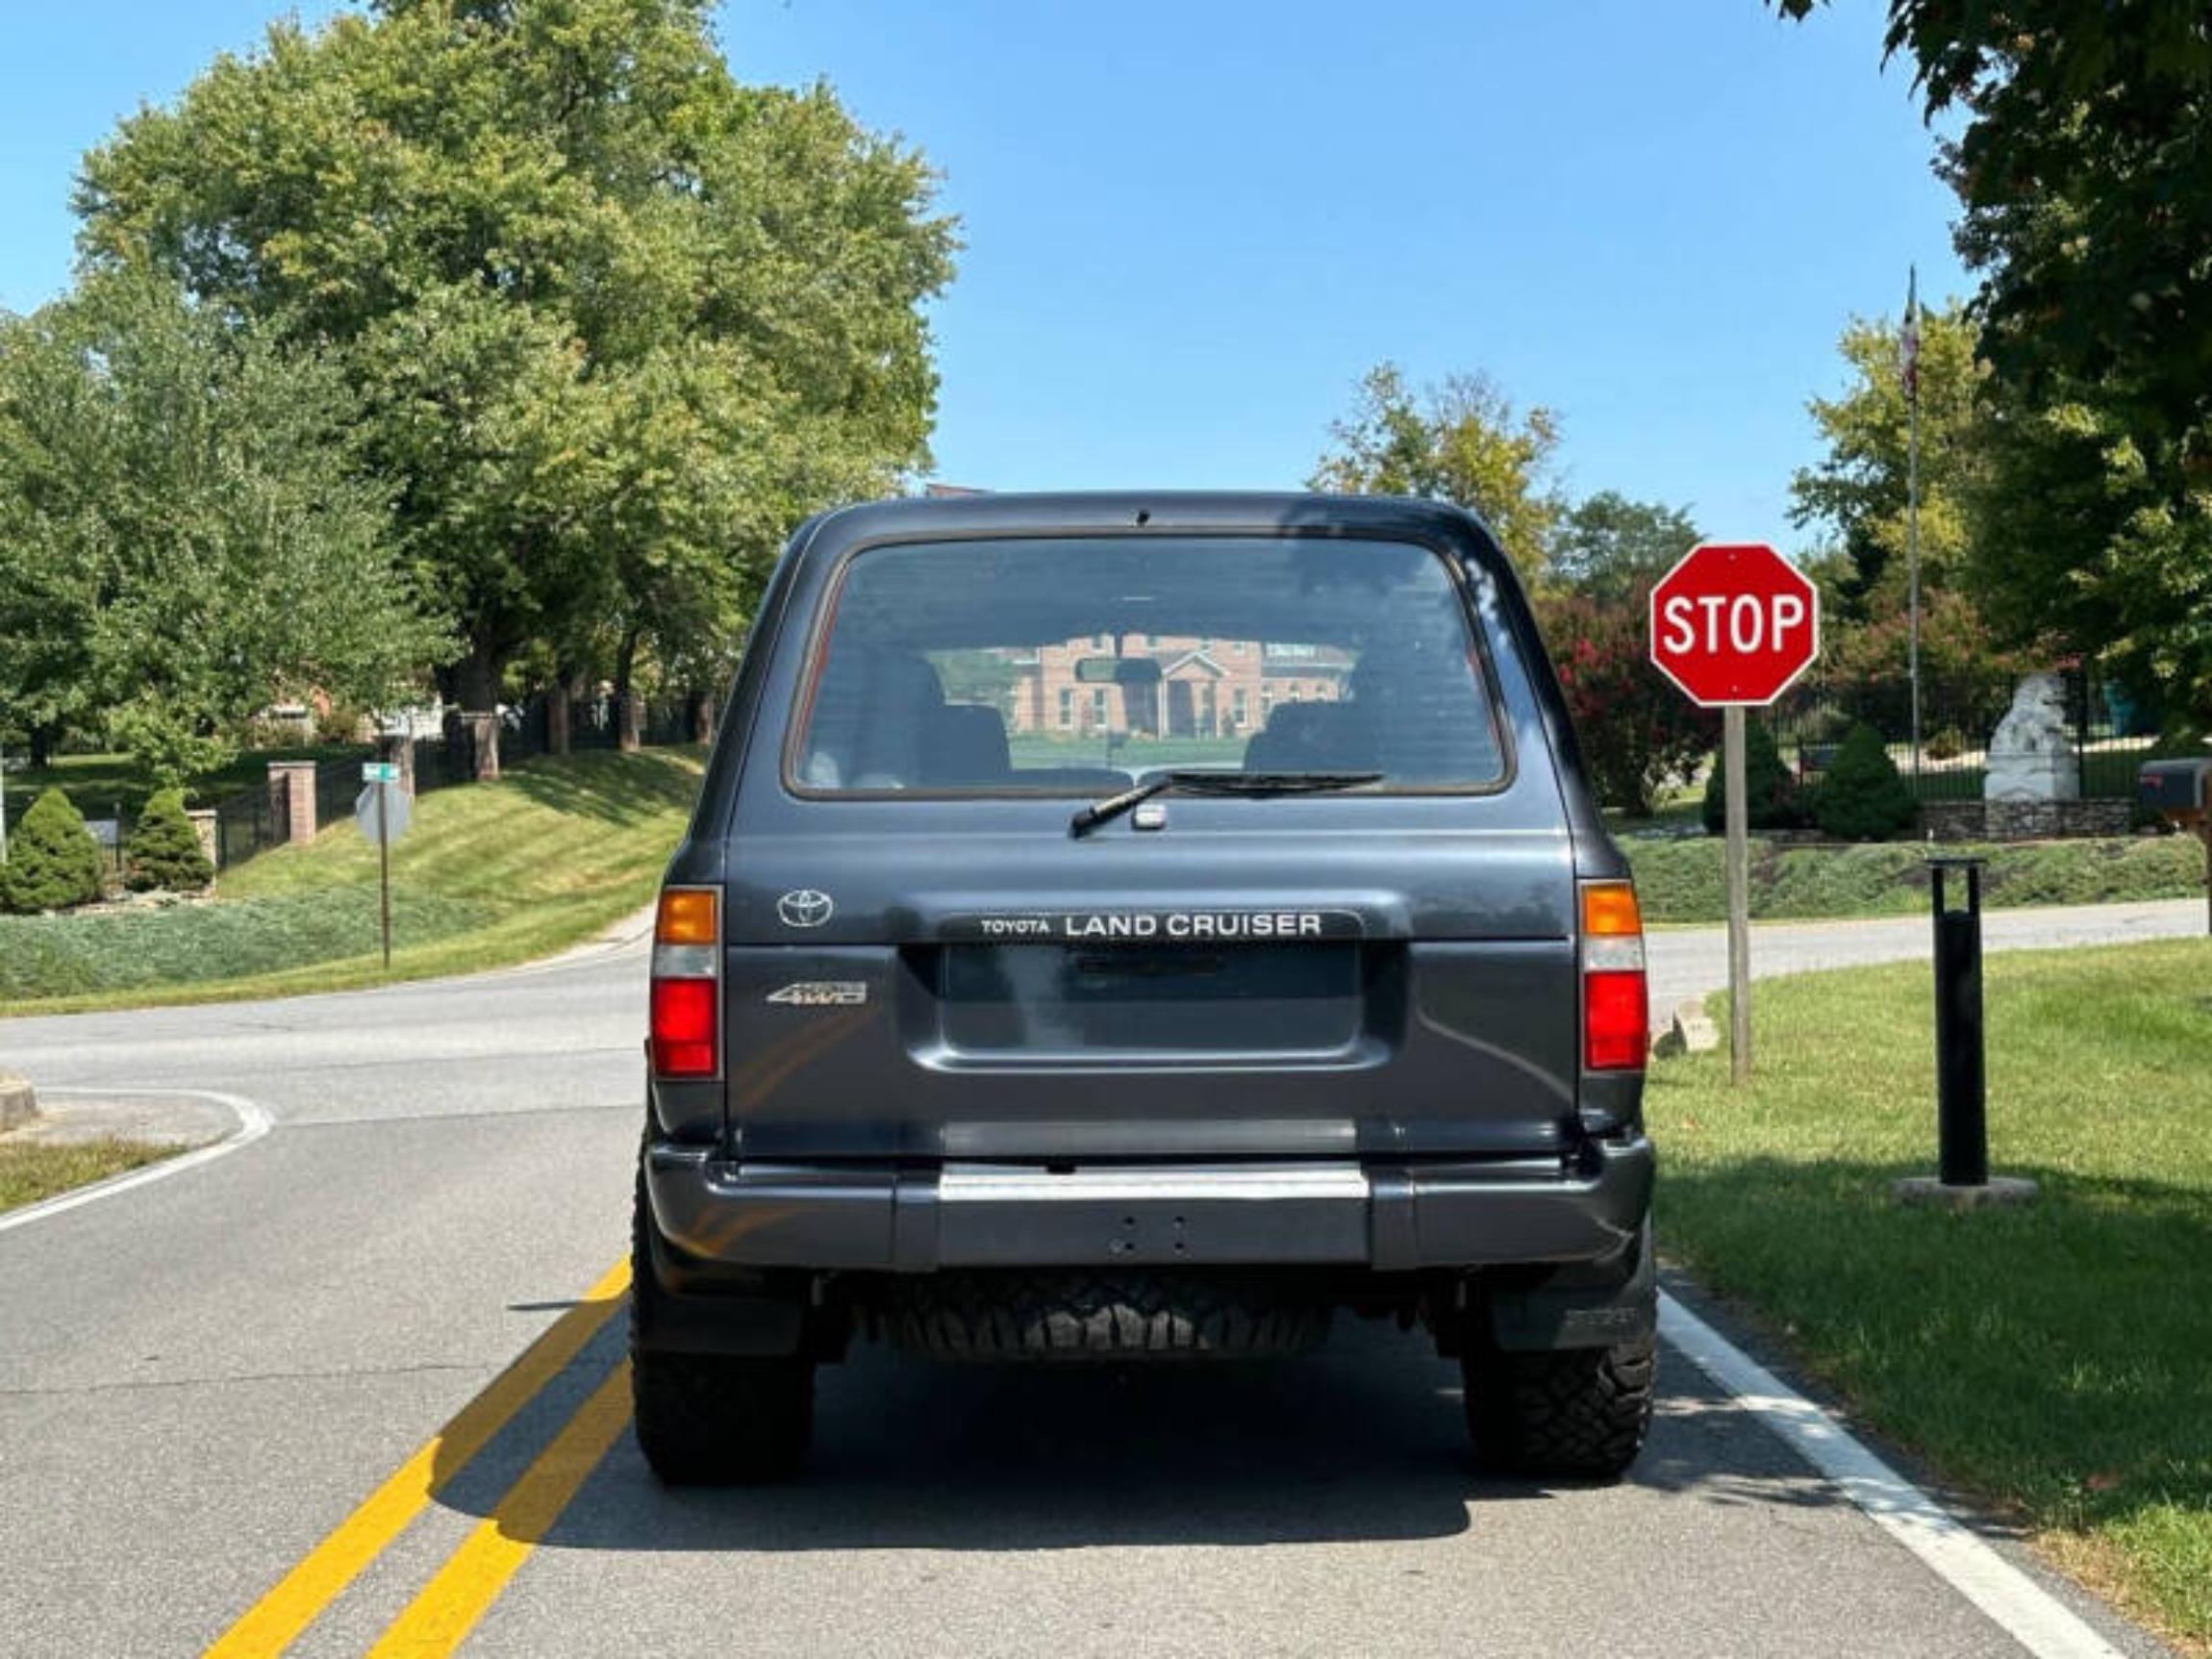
[0,1138,179,1213]
[1626,834,2204,924]
[1652,941,2212,1648]
[0,748,703,1015]
[6,741,371,821]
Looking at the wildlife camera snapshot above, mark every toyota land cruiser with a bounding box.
[634,492,1655,1482]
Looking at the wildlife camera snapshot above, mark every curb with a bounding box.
[0,1088,273,1239]
[0,1071,35,1133]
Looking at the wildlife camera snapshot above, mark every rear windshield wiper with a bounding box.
[1069,770,1383,838]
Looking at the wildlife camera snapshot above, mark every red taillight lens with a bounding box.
[650,887,719,1078]
[650,978,718,1077]
[1583,969,1649,1070]
[1580,880,1647,1072]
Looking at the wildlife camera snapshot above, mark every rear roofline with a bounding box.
[669,491,1624,887]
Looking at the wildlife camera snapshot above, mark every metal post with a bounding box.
[2201,821,2212,939]
[0,739,9,867]
[1724,706,1751,1084]
[1930,858,1987,1187]
[377,782,393,970]
[1905,265,1923,783]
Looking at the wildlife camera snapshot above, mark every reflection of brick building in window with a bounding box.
[999,637,1350,737]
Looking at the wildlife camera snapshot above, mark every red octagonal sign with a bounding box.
[1648,541,1821,707]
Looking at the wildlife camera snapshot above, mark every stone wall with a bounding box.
[1923,799,2136,842]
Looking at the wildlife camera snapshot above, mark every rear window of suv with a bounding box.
[789,536,1508,794]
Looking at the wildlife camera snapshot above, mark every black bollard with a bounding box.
[1929,857,1988,1188]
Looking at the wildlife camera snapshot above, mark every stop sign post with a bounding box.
[1648,543,1821,1083]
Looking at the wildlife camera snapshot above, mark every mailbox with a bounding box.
[2139,758,2212,825]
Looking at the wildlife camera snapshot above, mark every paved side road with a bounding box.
[0,903,2192,1657]
[1646,897,2204,1027]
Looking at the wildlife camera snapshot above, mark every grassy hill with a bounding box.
[0,749,702,1015]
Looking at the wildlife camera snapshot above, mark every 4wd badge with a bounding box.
[766,981,867,1006]
[776,889,834,927]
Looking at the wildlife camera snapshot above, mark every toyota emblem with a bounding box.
[777,889,835,928]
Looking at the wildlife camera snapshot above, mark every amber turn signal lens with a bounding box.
[657,887,718,946]
[1580,881,1642,938]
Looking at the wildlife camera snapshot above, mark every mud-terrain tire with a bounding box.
[631,1346,814,1485]
[630,1160,814,1484]
[883,1270,1331,1362]
[1461,1335,1656,1478]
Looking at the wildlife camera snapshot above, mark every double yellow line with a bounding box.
[208,1258,633,1658]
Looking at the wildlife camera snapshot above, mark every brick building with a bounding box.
[1000,636,1350,739]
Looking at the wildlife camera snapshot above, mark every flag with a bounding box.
[1900,265,1921,402]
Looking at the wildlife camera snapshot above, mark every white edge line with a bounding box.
[1659,1291,2125,1659]
[0,1088,273,1238]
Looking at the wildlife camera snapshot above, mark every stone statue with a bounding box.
[1984,673,2080,802]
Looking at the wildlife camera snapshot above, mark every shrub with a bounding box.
[1538,584,1719,817]
[124,789,214,892]
[0,789,106,914]
[1814,722,1922,841]
[1701,716,1807,834]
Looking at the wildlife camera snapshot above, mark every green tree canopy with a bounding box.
[1776,0,2212,721]
[1309,364,1562,580]
[0,269,445,783]
[1551,491,1700,603]
[1790,302,1987,625]
[76,0,957,708]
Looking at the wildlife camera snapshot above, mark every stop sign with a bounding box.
[1648,542,1821,707]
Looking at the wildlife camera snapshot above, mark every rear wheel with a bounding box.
[631,1346,814,1485]
[630,1158,814,1485]
[1461,1335,1656,1479]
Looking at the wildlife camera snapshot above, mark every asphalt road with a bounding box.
[1,901,2197,1658]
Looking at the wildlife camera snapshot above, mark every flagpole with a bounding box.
[1905,265,1923,781]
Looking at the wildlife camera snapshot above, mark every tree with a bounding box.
[0,269,445,784]
[1788,303,2030,733]
[1791,303,1988,627]
[76,0,957,713]
[1775,1,2212,723]
[124,789,214,892]
[0,789,104,914]
[1552,491,1700,603]
[1539,580,1719,817]
[1310,364,1562,579]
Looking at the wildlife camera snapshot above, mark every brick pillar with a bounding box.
[186,809,219,869]
[690,693,716,745]
[461,712,501,782]
[618,691,643,753]
[546,695,571,757]
[266,760,318,844]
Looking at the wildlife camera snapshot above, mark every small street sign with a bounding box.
[1648,542,1821,708]
[363,761,402,785]
[354,783,411,843]
[353,781,408,969]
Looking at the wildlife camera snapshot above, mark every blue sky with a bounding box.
[0,0,1965,549]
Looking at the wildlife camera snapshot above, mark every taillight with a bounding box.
[650,886,719,1078]
[1580,880,1647,1071]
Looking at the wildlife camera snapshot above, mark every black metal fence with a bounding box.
[1762,665,2149,802]
[188,693,699,871]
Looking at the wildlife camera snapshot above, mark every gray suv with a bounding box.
[635,492,1655,1482]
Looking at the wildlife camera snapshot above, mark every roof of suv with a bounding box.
[803,491,1508,563]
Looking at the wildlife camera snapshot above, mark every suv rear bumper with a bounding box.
[644,1137,1652,1273]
